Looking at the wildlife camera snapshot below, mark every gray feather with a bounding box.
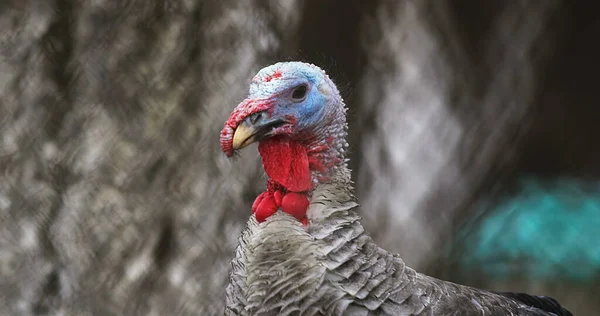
[225,166,571,315]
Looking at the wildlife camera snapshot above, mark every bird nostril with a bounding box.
[250,111,266,124]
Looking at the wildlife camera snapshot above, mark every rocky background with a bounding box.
[1,1,599,315]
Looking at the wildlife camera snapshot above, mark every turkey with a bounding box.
[220,61,573,316]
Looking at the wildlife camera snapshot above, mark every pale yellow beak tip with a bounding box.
[232,122,256,150]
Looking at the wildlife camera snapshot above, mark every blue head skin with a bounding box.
[221,62,348,183]
[246,62,344,140]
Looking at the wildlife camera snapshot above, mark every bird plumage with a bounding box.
[222,62,573,315]
[226,182,572,315]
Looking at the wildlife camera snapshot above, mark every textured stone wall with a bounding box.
[1,1,598,314]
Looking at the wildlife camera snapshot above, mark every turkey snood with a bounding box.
[220,62,573,316]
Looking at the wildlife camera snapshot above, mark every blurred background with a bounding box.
[1,0,599,315]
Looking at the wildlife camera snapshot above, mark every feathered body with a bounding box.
[220,62,572,315]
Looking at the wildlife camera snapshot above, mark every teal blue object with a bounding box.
[455,177,600,282]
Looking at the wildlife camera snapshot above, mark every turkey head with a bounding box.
[220,62,348,224]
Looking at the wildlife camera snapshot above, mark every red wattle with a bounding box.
[273,190,284,206]
[252,138,315,224]
[258,138,312,192]
[281,192,310,221]
[252,191,269,214]
[254,192,278,223]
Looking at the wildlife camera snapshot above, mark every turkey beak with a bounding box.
[232,120,257,150]
[232,112,286,150]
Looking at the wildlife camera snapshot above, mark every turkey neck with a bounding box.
[303,102,350,187]
[305,180,435,314]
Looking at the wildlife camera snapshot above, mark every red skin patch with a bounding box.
[258,138,311,192]
[263,71,282,82]
[252,192,278,223]
[252,190,309,223]
[250,138,312,224]
[281,192,310,221]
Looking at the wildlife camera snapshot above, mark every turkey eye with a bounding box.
[291,85,307,101]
